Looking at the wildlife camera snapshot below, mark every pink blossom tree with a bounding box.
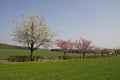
[56,39,75,57]
[75,38,94,59]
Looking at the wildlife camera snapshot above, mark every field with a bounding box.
[0,56,119,80]
[0,49,108,60]
[0,49,82,59]
[0,49,120,80]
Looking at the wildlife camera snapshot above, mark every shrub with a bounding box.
[8,56,44,62]
[57,56,81,60]
[48,56,58,60]
[51,49,60,52]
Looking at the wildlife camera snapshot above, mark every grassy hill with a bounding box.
[0,43,27,49]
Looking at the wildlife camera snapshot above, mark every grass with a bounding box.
[0,49,119,80]
[0,49,111,60]
[0,56,120,80]
[0,49,81,59]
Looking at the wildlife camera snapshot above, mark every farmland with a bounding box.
[0,56,120,80]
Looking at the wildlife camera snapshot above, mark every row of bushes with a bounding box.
[8,55,109,62]
[51,49,100,53]
[8,56,43,62]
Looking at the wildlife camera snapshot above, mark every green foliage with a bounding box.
[0,56,120,80]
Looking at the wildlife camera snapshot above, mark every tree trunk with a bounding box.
[82,52,85,59]
[79,50,81,59]
[107,52,109,57]
[63,52,66,60]
[30,42,34,61]
[94,53,96,57]
[30,49,33,61]
[101,52,104,57]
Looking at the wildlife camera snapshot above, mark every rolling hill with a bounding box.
[0,43,27,49]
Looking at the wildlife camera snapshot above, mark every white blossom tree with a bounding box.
[12,11,56,61]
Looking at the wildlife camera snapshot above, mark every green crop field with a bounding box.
[0,56,120,80]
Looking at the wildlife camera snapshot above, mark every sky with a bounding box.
[0,0,120,49]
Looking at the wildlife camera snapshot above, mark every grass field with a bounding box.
[0,49,120,80]
[0,49,112,60]
[0,49,81,59]
[0,56,120,80]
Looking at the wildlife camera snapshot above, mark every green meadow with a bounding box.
[0,49,120,80]
[0,49,80,59]
[0,49,109,60]
[0,56,120,80]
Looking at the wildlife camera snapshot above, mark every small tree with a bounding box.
[75,38,93,59]
[56,39,75,57]
[12,11,56,61]
[92,46,101,57]
[102,48,112,57]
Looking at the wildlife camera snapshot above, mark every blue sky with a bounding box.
[0,0,120,48]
